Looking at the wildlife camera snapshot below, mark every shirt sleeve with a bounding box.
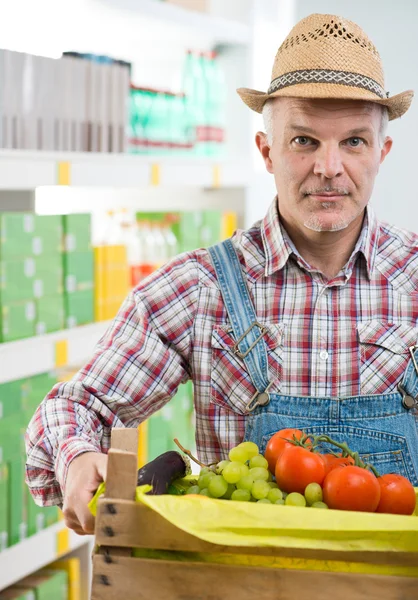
[25,253,200,506]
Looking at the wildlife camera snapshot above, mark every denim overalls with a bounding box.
[208,239,418,485]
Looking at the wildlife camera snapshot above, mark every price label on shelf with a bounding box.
[212,165,221,188]
[55,339,68,368]
[150,163,161,186]
[57,162,71,185]
[56,527,70,556]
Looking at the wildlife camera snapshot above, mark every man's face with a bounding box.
[256,97,392,234]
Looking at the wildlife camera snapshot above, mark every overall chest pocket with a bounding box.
[357,321,418,395]
[210,322,285,415]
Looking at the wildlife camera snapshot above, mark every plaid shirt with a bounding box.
[26,199,418,506]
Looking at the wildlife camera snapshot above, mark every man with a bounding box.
[26,13,418,535]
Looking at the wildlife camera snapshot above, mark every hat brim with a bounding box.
[237,83,414,121]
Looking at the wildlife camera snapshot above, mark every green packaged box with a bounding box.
[27,490,46,537]
[34,255,64,298]
[0,258,37,303]
[34,215,63,256]
[62,213,91,253]
[0,213,37,259]
[0,414,22,463]
[0,462,9,552]
[21,372,57,413]
[35,295,65,335]
[0,301,36,343]
[8,457,27,546]
[0,213,62,259]
[0,379,23,420]
[200,210,222,247]
[0,255,63,304]
[64,289,94,328]
[0,587,35,599]
[63,251,94,293]
[14,570,68,600]
[147,408,172,462]
[178,211,203,253]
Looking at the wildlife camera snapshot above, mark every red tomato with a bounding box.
[323,466,381,512]
[275,446,326,494]
[264,428,305,474]
[376,474,416,515]
[322,453,355,477]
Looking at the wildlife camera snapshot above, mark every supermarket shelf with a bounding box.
[0,321,112,384]
[0,150,250,192]
[100,0,250,46]
[0,521,93,592]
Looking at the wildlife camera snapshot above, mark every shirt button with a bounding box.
[319,350,329,361]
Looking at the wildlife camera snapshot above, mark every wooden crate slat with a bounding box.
[90,554,418,600]
[94,498,418,567]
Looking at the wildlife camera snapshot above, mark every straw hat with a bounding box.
[237,13,413,120]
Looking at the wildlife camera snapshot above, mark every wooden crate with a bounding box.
[91,429,418,600]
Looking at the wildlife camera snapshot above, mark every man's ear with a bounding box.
[255,131,274,174]
[379,135,392,165]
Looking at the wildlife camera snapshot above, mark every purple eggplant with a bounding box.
[137,451,191,495]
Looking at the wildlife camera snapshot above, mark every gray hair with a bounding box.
[262,99,389,147]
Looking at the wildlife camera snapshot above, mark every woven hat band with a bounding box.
[268,69,387,99]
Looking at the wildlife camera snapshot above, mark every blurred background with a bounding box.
[0,1,416,598]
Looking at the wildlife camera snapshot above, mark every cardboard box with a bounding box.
[0,214,62,259]
[0,379,23,420]
[0,587,35,599]
[63,251,94,293]
[21,372,57,413]
[0,462,9,552]
[35,295,65,335]
[49,558,81,600]
[0,214,37,259]
[14,570,68,600]
[64,289,94,328]
[34,255,64,298]
[8,457,27,546]
[0,301,36,343]
[62,214,91,253]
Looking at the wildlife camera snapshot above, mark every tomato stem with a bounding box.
[310,434,381,477]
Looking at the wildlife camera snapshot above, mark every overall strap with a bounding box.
[208,239,271,411]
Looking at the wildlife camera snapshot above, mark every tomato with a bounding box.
[323,466,380,512]
[264,428,305,474]
[321,453,354,477]
[376,474,416,515]
[275,446,326,494]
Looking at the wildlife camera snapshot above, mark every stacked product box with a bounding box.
[0,372,59,550]
[94,244,130,321]
[0,214,64,342]
[146,381,195,463]
[0,49,130,153]
[2,569,68,599]
[62,214,94,328]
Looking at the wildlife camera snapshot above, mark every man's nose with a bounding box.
[313,144,344,178]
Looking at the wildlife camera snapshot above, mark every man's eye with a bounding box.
[347,137,364,147]
[293,136,313,146]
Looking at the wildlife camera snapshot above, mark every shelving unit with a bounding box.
[0,1,284,597]
[0,521,93,597]
[0,320,112,384]
[0,150,250,191]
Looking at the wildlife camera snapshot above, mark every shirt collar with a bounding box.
[260,199,379,280]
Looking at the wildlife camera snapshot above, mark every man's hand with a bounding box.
[62,452,108,535]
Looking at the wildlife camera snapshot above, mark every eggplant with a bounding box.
[137,450,191,495]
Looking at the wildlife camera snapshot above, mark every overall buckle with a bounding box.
[232,322,267,359]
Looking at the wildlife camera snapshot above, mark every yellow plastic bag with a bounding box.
[90,483,418,554]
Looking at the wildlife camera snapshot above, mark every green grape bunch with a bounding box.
[182,441,328,508]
